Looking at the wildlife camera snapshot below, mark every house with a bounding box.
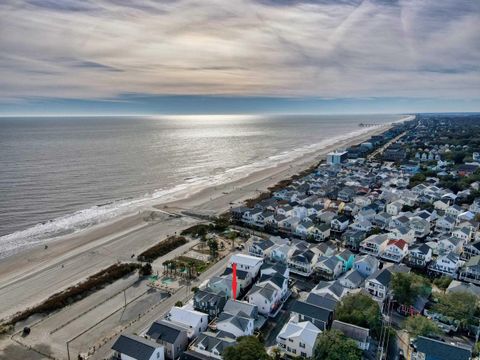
[386,200,404,216]
[312,280,348,301]
[247,276,284,317]
[207,276,233,299]
[336,249,355,272]
[216,311,254,338]
[186,331,236,360]
[327,150,348,165]
[373,212,392,230]
[308,223,331,241]
[165,306,209,339]
[227,254,263,282]
[436,215,456,233]
[428,252,463,277]
[339,269,366,289]
[409,217,431,238]
[365,268,392,302]
[447,280,480,297]
[411,336,472,360]
[452,227,472,242]
[458,255,480,285]
[331,215,350,233]
[406,244,433,268]
[277,320,322,359]
[446,204,463,218]
[288,247,317,277]
[438,236,464,255]
[193,289,228,320]
[388,225,416,244]
[215,300,257,337]
[111,334,165,360]
[380,239,408,263]
[290,299,334,331]
[315,256,344,280]
[343,229,367,251]
[349,219,373,233]
[461,240,480,260]
[434,199,451,211]
[248,237,274,258]
[359,233,389,256]
[354,255,379,277]
[331,320,370,351]
[146,320,189,360]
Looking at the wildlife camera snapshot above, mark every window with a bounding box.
[301,352,307,357]
[299,342,305,348]
[289,338,294,342]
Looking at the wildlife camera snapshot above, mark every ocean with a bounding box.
[0,114,405,257]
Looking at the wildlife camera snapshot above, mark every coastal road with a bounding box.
[0,214,199,322]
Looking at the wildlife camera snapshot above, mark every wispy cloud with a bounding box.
[0,0,479,103]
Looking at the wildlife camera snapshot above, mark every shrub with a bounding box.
[137,236,187,262]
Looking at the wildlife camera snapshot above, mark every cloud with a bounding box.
[0,0,479,103]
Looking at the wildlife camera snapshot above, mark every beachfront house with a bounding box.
[428,252,463,277]
[146,320,189,360]
[359,233,389,256]
[165,306,209,339]
[111,334,165,360]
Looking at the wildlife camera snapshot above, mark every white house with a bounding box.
[359,234,389,256]
[365,268,392,302]
[380,239,408,263]
[428,252,463,277]
[112,334,165,360]
[339,269,366,289]
[386,200,404,216]
[228,254,263,278]
[277,320,322,358]
[165,306,209,339]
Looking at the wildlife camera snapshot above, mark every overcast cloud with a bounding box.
[0,0,479,103]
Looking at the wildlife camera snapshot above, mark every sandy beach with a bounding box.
[0,118,410,322]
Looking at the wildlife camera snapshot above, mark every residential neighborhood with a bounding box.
[108,114,480,360]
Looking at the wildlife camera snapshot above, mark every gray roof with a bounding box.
[217,312,251,332]
[254,239,274,250]
[112,334,160,360]
[332,320,369,343]
[146,320,186,344]
[191,331,236,357]
[368,268,392,287]
[223,300,257,318]
[416,336,472,360]
[305,293,338,311]
[291,300,332,323]
[344,270,366,286]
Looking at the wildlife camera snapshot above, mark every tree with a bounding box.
[313,330,362,360]
[391,273,431,307]
[175,301,183,307]
[139,263,152,276]
[433,276,453,292]
[335,293,382,338]
[208,238,219,259]
[223,336,270,360]
[433,291,477,328]
[404,315,441,338]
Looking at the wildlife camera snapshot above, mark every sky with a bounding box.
[0,0,479,115]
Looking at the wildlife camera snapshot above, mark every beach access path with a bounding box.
[0,122,399,327]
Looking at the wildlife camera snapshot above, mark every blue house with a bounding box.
[336,249,355,272]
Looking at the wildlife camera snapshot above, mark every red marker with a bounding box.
[232,263,237,299]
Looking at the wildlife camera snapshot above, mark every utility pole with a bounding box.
[66,340,71,360]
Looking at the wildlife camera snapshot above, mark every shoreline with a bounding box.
[0,116,412,321]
